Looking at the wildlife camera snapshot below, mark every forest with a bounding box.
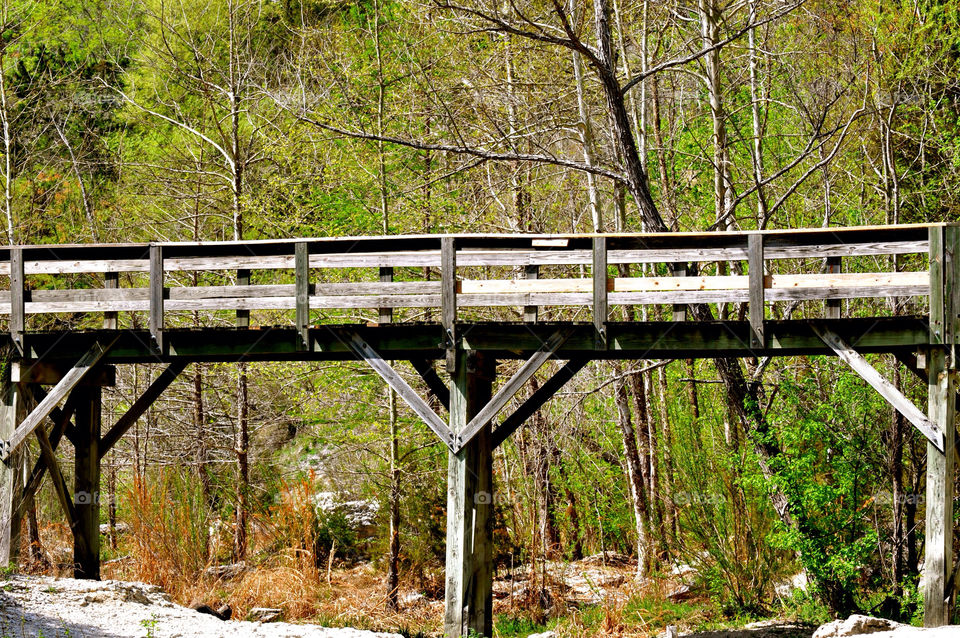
[2,0,960,635]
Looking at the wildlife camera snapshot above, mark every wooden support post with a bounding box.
[103,271,119,329]
[593,237,607,349]
[672,262,687,322]
[924,224,958,626]
[0,359,24,568]
[924,347,956,626]
[442,237,457,373]
[523,264,538,323]
[748,234,765,349]
[379,267,394,324]
[149,245,163,352]
[825,257,842,319]
[295,242,309,350]
[236,269,250,328]
[445,350,494,638]
[10,247,23,353]
[72,386,100,580]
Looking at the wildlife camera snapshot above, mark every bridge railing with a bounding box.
[0,224,936,348]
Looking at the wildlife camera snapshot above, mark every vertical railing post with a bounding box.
[923,224,957,627]
[295,242,309,350]
[236,269,250,328]
[379,266,394,324]
[592,237,607,349]
[825,256,842,319]
[149,245,163,352]
[672,262,687,322]
[9,248,23,354]
[103,271,119,330]
[523,264,538,323]
[748,234,765,349]
[441,237,457,373]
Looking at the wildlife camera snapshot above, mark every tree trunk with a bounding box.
[616,363,649,578]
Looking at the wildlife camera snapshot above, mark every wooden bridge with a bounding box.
[0,223,956,634]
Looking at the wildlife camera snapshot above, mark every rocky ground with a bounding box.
[0,575,400,638]
[1,572,958,638]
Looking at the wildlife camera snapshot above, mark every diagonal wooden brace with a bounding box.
[814,325,944,451]
[492,358,588,449]
[454,328,573,452]
[347,332,457,449]
[1,337,119,462]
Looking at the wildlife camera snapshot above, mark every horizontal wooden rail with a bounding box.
[0,226,943,340]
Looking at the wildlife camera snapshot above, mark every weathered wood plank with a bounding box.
[0,238,929,276]
[99,362,188,458]
[1,337,119,461]
[295,242,309,350]
[347,333,455,448]
[930,226,945,345]
[749,234,765,349]
[30,396,78,532]
[593,237,607,349]
[149,245,163,350]
[0,364,23,566]
[456,328,572,451]
[813,325,943,450]
[10,247,23,352]
[103,272,119,329]
[442,238,456,372]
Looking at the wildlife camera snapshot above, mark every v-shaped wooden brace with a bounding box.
[349,329,575,452]
[813,324,945,451]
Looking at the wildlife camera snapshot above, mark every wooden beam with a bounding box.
[10,247,23,353]
[99,361,187,458]
[749,234,764,349]
[492,358,588,449]
[445,351,494,638]
[813,325,944,450]
[72,386,101,579]
[442,237,457,373]
[825,257,842,319]
[0,337,118,461]
[593,237,607,349]
[347,333,455,449]
[456,328,572,452]
[30,399,77,531]
[13,362,115,387]
[149,245,163,351]
[295,242,309,350]
[410,358,450,411]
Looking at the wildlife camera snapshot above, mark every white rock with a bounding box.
[527,632,556,638]
[813,615,904,638]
